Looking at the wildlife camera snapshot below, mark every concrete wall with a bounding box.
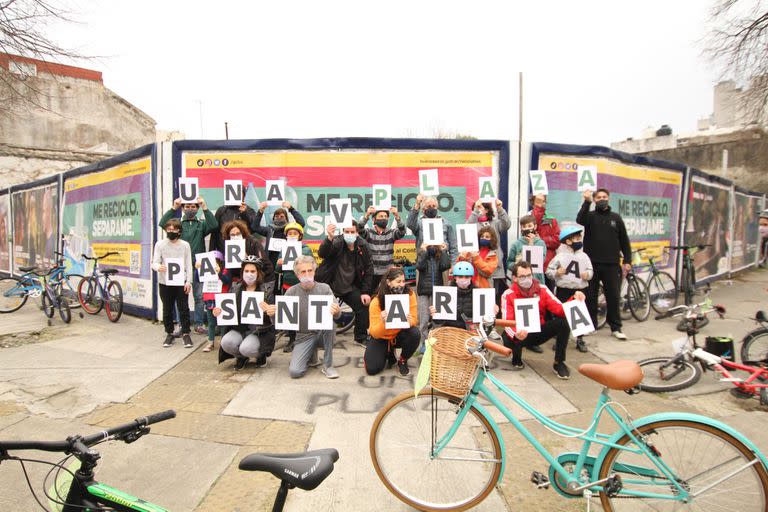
[0,144,106,189]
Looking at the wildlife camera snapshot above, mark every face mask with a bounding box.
[760,226,768,237]
[183,210,197,220]
[374,219,389,229]
[229,234,243,241]
[521,228,536,237]
[343,234,357,244]
[517,276,533,289]
[570,241,584,251]
[477,215,488,222]
[287,236,300,242]
[455,277,472,289]
[479,239,491,247]
[299,276,314,288]
[166,231,180,240]
[389,285,404,294]
[242,273,258,285]
[423,208,438,218]
[532,206,545,217]
[427,246,436,256]
[273,218,287,228]
[595,200,609,211]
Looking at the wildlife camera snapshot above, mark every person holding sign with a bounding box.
[277,256,342,379]
[276,222,315,353]
[198,250,232,353]
[456,226,499,289]
[577,188,631,340]
[316,222,374,346]
[220,220,275,290]
[159,196,219,335]
[466,198,511,299]
[508,214,548,285]
[501,261,584,379]
[212,256,275,370]
[151,219,193,348]
[210,199,258,254]
[415,242,452,346]
[364,267,420,376]
[357,206,406,292]
[407,195,458,263]
[253,200,306,270]
[545,226,593,353]
[430,262,499,331]
[529,194,561,290]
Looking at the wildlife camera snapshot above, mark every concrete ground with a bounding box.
[0,269,767,511]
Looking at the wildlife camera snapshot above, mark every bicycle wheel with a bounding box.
[59,273,83,309]
[627,276,650,322]
[680,264,694,306]
[597,284,607,330]
[41,287,55,318]
[0,277,28,313]
[78,276,103,314]
[334,297,355,335]
[57,297,71,324]
[637,356,702,392]
[646,271,677,314]
[619,278,632,321]
[370,389,502,511]
[597,419,768,511]
[105,280,123,322]
[741,328,768,364]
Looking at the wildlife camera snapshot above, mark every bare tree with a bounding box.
[0,0,83,114]
[706,0,768,125]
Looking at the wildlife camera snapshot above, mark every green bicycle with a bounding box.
[370,320,768,511]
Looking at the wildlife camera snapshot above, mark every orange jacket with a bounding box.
[368,292,418,341]
[458,250,498,289]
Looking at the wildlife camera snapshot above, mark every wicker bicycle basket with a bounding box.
[429,326,479,397]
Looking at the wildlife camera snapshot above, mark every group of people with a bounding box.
[152,185,635,381]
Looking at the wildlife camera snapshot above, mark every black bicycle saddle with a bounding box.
[238,448,339,490]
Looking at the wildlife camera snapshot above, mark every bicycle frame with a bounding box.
[432,365,767,502]
[59,478,168,512]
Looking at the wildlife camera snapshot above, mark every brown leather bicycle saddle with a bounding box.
[578,360,644,390]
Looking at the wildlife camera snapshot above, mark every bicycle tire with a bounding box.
[680,264,694,306]
[596,284,607,330]
[105,280,123,323]
[334,297,355,335]
[41,287,55,318]
[597,419,768,511]
[619,278,632,321]
[58,297,71,324]
[741,328,768,365]
[0,276,28,313]
[676,315,709,332]
[59,273,83,309]
[78,276,103,314]
[628,276,650,322]
[370,389,502,511]
[637,356,702,392]
[646,271,677,314]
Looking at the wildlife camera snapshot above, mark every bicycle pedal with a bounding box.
[530,471,550,489]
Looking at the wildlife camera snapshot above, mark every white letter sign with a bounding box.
[225,239,246,269]
[196,252,218,282]
[385,294,410,329]
[329,198,353,228]
[265,179,286,206]
[223,180,243,206]
[372,184,392,211]
[281,241,301,271]
[215,293,238,326]
[456,224,479,253]
[522,245,545,275]
[275,296,299,331]
[478,177,496,201]
[308,295,334,331]
[165,258,185,286]
[514,297,541,333]
[422,218,444,245]
[529,170,549,195]
[432,286,457,321]
[419,169,440,196]
[563,300,594,337]
[577,165,597,192]
[179,177,198,204]
[472,288,496,323]
[240,291,265,325]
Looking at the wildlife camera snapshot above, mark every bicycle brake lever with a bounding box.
[118,426,150,444]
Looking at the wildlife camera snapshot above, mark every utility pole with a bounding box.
[517,72,524,217]
[225,122,229,140]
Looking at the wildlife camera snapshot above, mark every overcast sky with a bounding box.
[51,0,724,146]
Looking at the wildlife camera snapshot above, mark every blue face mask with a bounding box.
[343,234,357,244]
[479,239,491,247]
[571,241,583,251]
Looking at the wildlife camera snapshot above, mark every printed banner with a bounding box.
[12,183,58,272]
[731,192,762,271]
[0,193,9,273]
[684,177,731,282]
[535,152,684,273]
[61,157,154,310]
[182,150,498,262]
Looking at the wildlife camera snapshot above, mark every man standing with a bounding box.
[158,196,218,334]
[576,188,631,340]
[406,194,458,264]
[357,206,406,292]
[316,222,374,345]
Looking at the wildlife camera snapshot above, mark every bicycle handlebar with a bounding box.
[668,244,712,251]
[82,252,119,261]
[0,410,176,453]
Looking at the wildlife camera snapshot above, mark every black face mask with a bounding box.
[273,218,287,228]
[374,219,389,229]
[390,286,404,294]
[166,231,180,240]
[521,228,536,237]
[427,246,436,256]
[596,200,609,211]
[423,208,438,218]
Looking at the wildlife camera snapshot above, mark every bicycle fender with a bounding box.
[470,401,508,485]
[591,412,768,481]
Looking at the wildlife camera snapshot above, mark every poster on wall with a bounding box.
[180,150,501,261]
[730,191,762,271]
[11,183,58,272]
[684,176,732,282]
[533,147,684,273]
[0,193,10,273]
[61,156,154,310]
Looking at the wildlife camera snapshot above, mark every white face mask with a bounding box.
[242,273,258,285]
[455,277,472,289]
[229,234,243,241]
[287,236,299,242]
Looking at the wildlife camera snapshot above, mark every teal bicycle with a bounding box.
[370,320,768,511]
[0,252,83,314]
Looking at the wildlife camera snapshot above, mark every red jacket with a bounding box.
[500,279,565,339]
[531,207,560,269]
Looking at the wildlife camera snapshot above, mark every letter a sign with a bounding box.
[577,165,597,192]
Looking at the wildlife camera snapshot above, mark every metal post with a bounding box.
[517,72,524,217]
[225,122,229,140]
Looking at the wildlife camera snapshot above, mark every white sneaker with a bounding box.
[322,365,339,379]
[612,330,628,341]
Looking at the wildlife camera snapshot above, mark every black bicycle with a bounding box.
[0,410,339,512]
[77,252,123,322]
